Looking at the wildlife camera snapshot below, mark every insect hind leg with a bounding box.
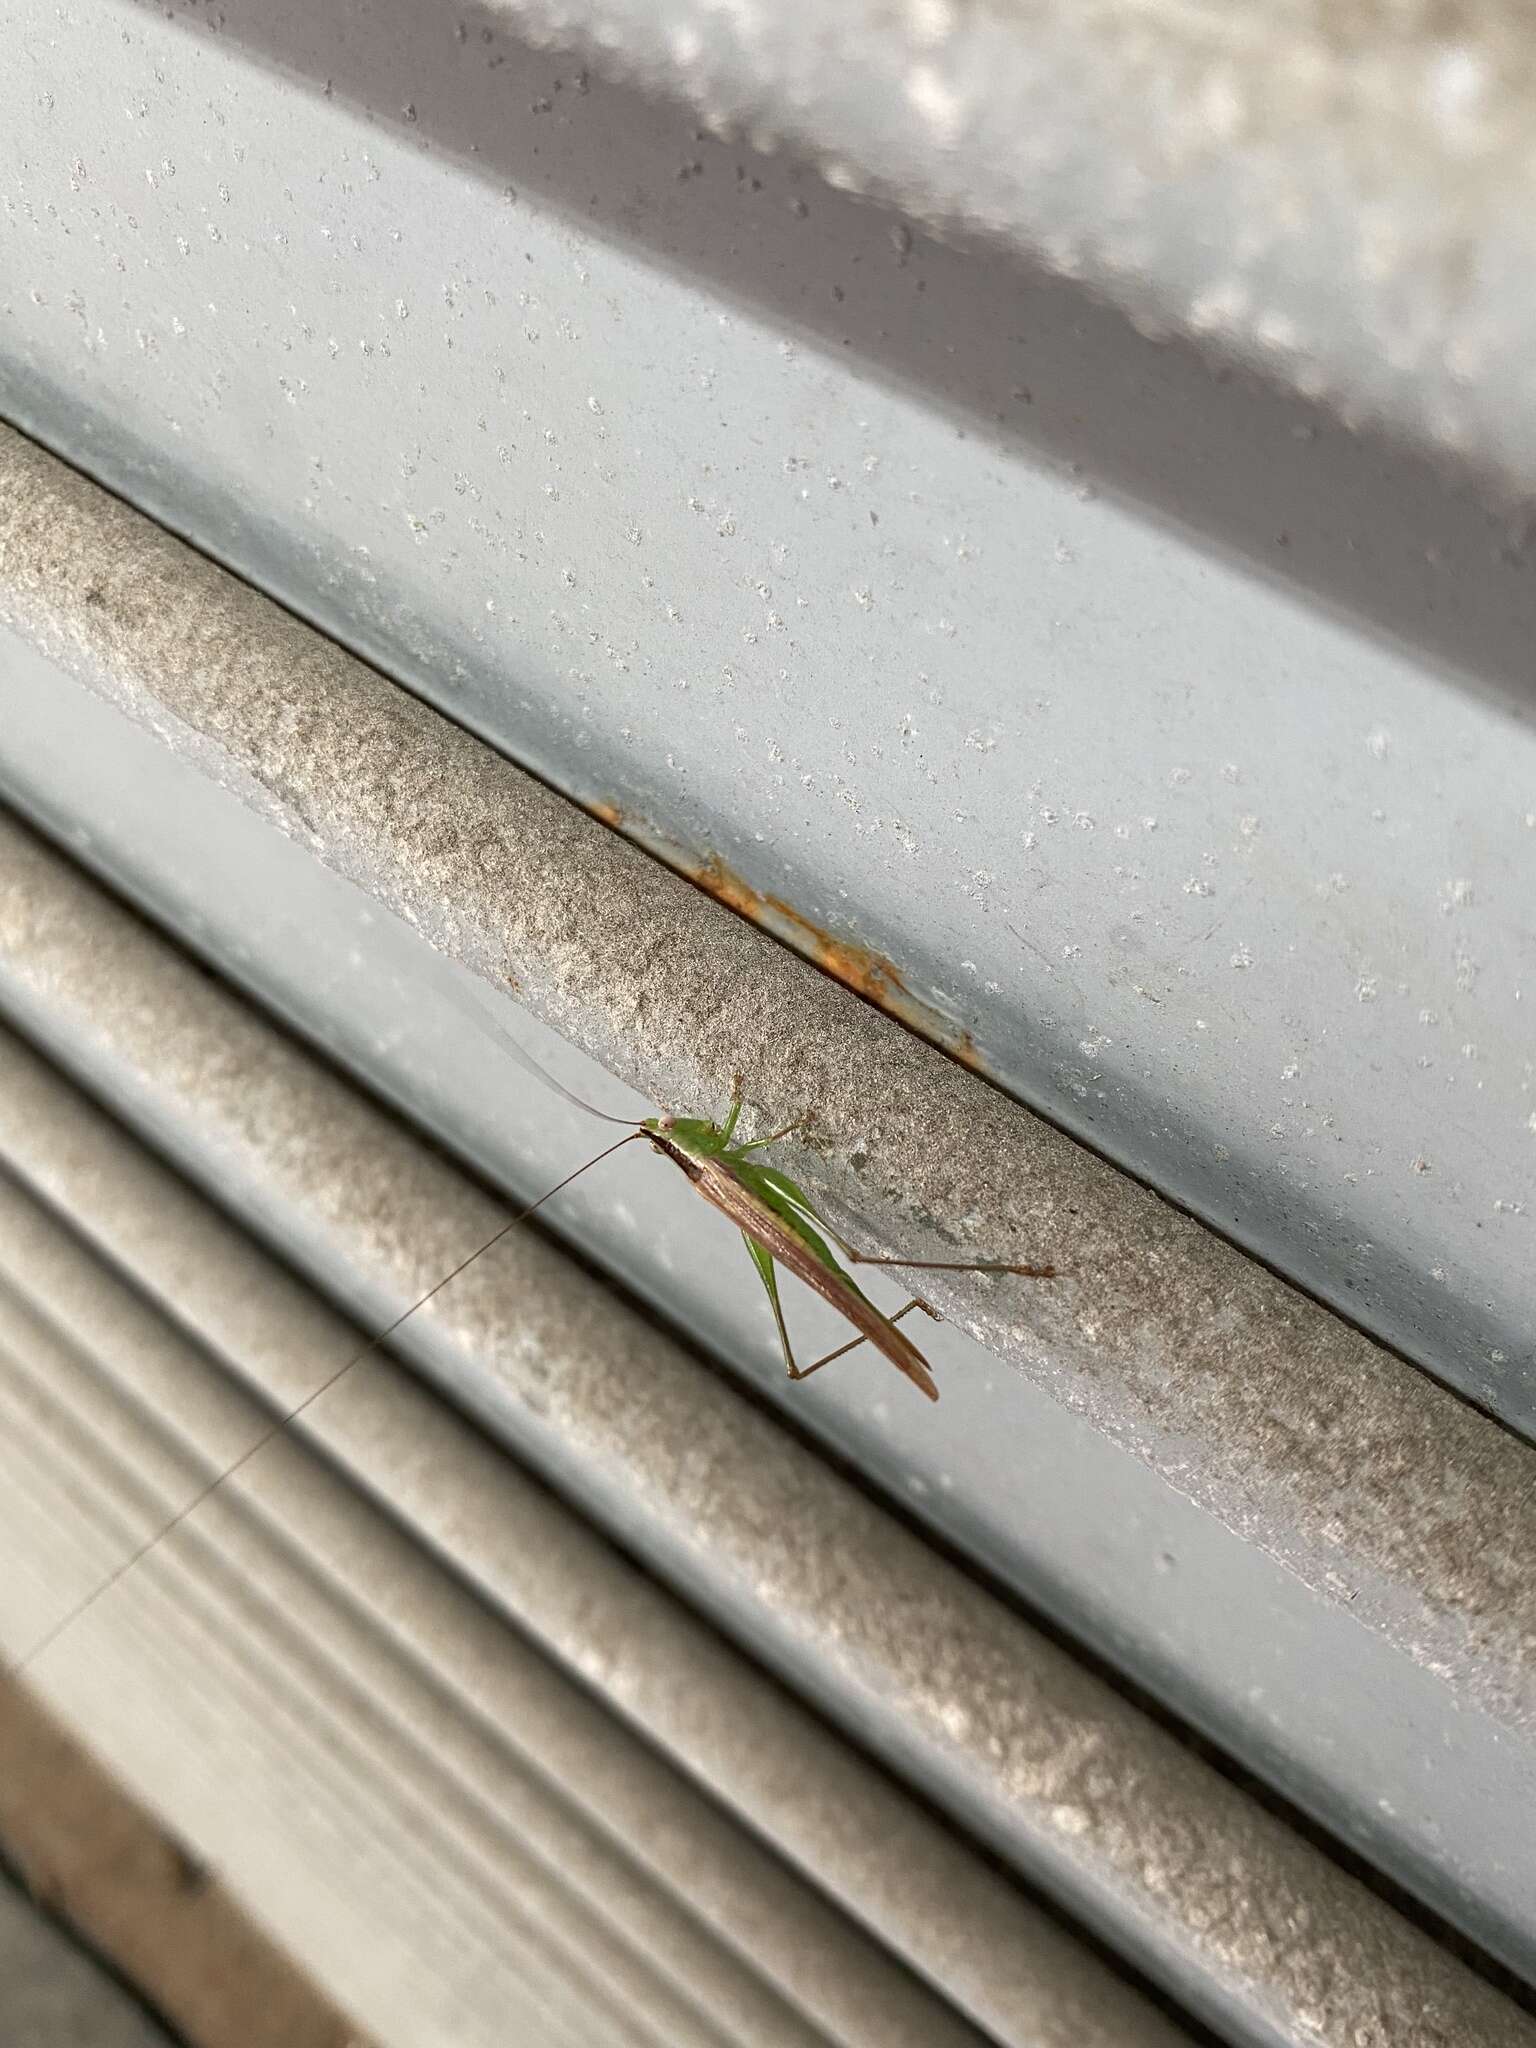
[801,1210,1055,1282]
[789,1297,937,1381]
[844,1245,1056,1281]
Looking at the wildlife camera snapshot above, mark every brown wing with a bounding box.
[678,1151,939,1400]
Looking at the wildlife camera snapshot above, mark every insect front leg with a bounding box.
[719,1074,747,1146]
[718,1079,806,1154]
[731,1117,808,1155]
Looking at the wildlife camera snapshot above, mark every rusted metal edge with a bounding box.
[588,800,988,1070]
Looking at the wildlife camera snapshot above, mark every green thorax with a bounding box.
[642,1114,730,1157]
[644,1112,874,1303]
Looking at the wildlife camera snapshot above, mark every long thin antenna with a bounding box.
[445,975,636,1127]
[12,1130,642,1676]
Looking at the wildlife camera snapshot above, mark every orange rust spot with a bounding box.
[623,843,990,1074]
[692,854,764,924]
[948,1030,985,1072]
[586,797,626,830]
[692,857,909,1008]
[770,901,906,1007]
[680,846,1014,1077]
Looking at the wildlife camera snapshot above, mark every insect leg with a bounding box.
[848,1253,1057,1278]
[789,1297,937,1381]
[729,1117,808,1156]
[812,1216,1055,1281]
[719,1074,746,1145]
[741,1232,801,1378]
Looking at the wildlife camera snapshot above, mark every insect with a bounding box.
[637,1088,1054,1400]
[447,987,1057,1403]
[11,991,1055,1679]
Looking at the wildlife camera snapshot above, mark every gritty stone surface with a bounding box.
[0,1031,1186,2048]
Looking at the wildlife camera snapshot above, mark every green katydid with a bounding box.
[439,990,1057,1403]
[10,993,1055,1679]
[634,1087,1055,1400]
